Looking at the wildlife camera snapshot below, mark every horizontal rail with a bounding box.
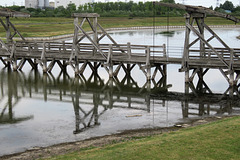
[2,41,240,70]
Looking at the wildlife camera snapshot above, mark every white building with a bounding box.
[49,1,55,8]
[25,0,50,9]
[55,0,93,8]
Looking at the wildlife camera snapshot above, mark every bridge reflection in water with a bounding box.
[0,68,239,135]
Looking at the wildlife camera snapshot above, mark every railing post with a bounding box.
[163,43,166,58]
[48,42,51,51]
[11,42,17,71]
[28,43,31,54]
[127,42,131,59]
[34,41,38,52]
[41,42,47,73]
[62,41,66,52]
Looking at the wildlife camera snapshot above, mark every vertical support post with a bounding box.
[93,93,100,125]
[108,44,113,78]
[182,82,189,118]
[10,42,17,71]
[228,48,234,98]
[73,78,80,134]
[7,70,13,120]
[146,46,151,81]
[108,78,113,109]
[48,42,51,51]
[229,49,234,86]
[74,17,79,75]
[73,17,79,45]
[74,56,79,75]
[163,64,167,88]
[43,73,48,101]
[94,62,98,74]
[198,16,205,57]
[93,17,98,56]
[163,44,166,58]
[41,42,47,73]
[6,16,12,43]
[127,42,131,59]
[62,60,67,72]
[229,71,234,97]
[127,64,131,76]
[34,41,38,51]
[183,14,191,83]
[197,68,204,92]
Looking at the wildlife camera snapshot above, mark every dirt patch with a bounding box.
[0,115,235,160]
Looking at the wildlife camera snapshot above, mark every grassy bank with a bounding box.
[0,16,237,37]
[45,116,240,160]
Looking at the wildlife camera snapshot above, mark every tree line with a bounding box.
[2,0,240,17]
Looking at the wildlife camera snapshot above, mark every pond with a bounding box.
[0,27,240,156]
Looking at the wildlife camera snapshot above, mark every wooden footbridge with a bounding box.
[1,3,240,96]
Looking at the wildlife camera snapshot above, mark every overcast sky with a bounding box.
[0,0,239,8]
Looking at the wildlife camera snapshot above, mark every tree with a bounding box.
[220,0,234,11]
[66,3,76,12]
[161,0,175,3]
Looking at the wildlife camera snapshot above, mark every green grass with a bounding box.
[45,116,240,160]
[0,16,237,37]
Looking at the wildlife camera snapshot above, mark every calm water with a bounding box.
[0,28,240,156]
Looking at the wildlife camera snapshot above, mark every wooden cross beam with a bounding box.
[0,8,30,18]
[0,8,30,43]
[154,2,240,23]
[71,12,126,66]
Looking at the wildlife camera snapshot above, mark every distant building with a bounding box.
[55,0,93,8]
[25,0,50,9]
[49,1,55,8]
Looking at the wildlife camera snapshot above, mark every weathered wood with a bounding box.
[108,44,113,78]
[40,42,47,73]
[0,57,7,66]
[0,39,11,54]
[97,23,125,54]
[27,59,37,70]
[203,24,230,50]
[17,58,26,70]
[75,24,107,59]
[8,21,25,41]
[56,60,66,72]
[186,23,229,67]
[189,68,199,82]
[79,62,87,74]
[0,18,7,31]
[72,13,100,18]
[47,60,56,72]
[113,63,122,76]
[6,17,11,43]
[127,42,131,59]
[74,56,79,75]
[155,2,240,23]
[182,15,191,81]
[93,17,98,56]
[0,8,30,17]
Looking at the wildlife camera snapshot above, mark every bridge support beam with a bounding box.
[181,12,238,96]
[0,17,26,43]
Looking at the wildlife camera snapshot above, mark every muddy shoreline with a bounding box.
[0,115,236,160]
